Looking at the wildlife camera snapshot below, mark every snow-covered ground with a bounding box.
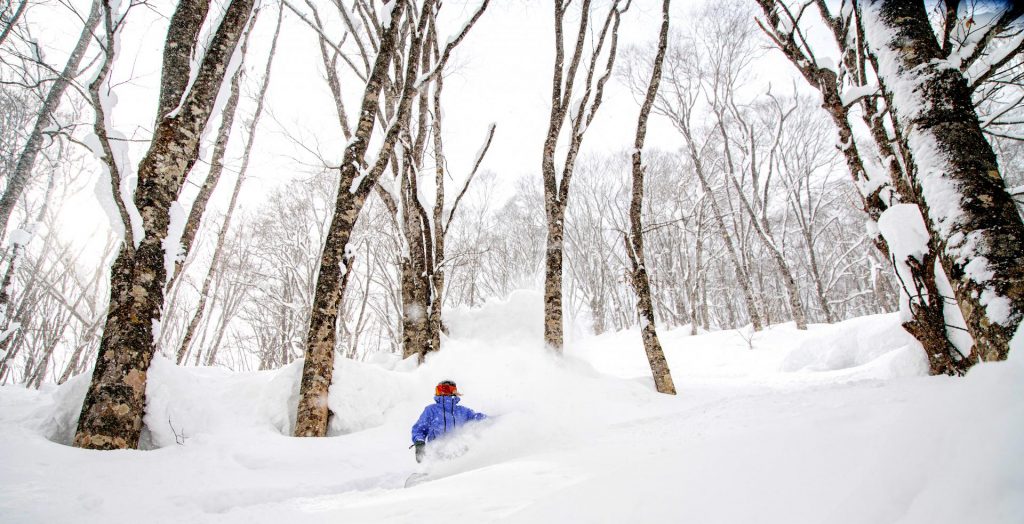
[1,290,1022,523]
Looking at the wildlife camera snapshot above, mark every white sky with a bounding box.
[25,0,805,256]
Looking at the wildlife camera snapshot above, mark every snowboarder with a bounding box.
[411,380,487,463]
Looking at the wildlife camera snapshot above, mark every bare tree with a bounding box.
[74,0,257,450]
[755,0,1024,369]
[542,0,630,352]
[754,0,969,374]
[859,0,1024,361]
[175,4,283,365]
[294,0,425,438]
[0,1,101,241]
[624,0,675,394]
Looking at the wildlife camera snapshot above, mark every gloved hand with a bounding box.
[414,441,426,463]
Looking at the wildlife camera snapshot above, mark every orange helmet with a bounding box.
[435,380,460,396]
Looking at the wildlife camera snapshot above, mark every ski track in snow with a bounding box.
[1,291,1022,523]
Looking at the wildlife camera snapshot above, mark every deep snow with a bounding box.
[1,290,1022,523]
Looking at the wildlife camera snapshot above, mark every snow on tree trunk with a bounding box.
[74,0,255,450]
[861,0,1024,361]
[878,204,969,375]
[754,0,970,374]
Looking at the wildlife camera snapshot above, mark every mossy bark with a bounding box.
[866,0,1024,361]
[74,0,255,450]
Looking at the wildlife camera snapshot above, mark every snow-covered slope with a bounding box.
[1,290,1021,523]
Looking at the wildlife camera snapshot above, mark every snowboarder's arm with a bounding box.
[461,406,487,421]
[411,407,432,443]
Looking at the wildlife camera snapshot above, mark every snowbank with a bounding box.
[0,291,1020,523]
[779,313,930,376]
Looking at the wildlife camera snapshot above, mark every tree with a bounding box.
[755,0,968,374]
[0,1,101,241]
[294,0,424,438]
[624,0,676,394]
[74,0,257,450]
[173,4,283,365]
[542,0,630,352]
[860,0,1024,361]
[756,0,1024,369]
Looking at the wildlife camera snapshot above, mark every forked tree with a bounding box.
[294,0,428,438]
[74,0,256,450]
[542,0,631,353]
[756,0,1024,369]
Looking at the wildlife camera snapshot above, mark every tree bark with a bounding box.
[155,0,211,122]
[862,0,1024,361]
[0,0,28,48]
[74,0,255,450]
[625,0,675,395]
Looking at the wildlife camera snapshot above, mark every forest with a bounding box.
[0,0,1022,522]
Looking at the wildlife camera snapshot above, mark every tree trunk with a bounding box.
[294,0,422,438]
[754,0,968,373]
[74,0,255,450]
[542,0,627,352]
[0,1,28,48]
[862,0,1024,361]
[624,0,675,395]
[543,210,566,350]
[898,248,969,375]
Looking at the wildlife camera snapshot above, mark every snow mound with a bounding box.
[779,313,929,377]
[35,355,418,448]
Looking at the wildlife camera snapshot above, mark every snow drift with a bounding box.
[1,290,1021,523]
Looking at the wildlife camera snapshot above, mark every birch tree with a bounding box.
[0,1,101,240]
[74,0,256,450]
[754,0,964,373]
[542,0,630,352]
[174,4,283,365]
[756,0,1024,370]
[623,0,675,394]
[294,0,427,438]
[859,0,1024,361]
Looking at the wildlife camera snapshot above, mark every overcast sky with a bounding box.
[28,0,805,255]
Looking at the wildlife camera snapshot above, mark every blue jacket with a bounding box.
[411,395,486,443]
